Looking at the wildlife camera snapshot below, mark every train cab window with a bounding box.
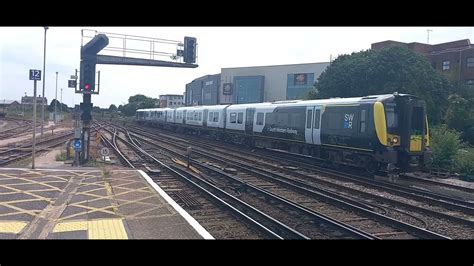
[194,112,198,121]
[385,105,398,131]
[306,110,313,129]
[314,110,320,129]
[257,112,264,125]
[214,112,219,122]
[411,107,424,135]
[360,109,366,133]
[237,112,243,124]
[230,112,237,123]
[209,112,214,122]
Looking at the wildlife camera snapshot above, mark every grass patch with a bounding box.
[55,151,67,161]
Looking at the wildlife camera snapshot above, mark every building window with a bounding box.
[442,60,450,71]
[467,58,474,68]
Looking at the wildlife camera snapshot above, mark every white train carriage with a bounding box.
[225,103,273,140]
[148,108,167,125]
[163,108,175,124]
[135,109,148,123]
[181,106,205,127]
[203,105,229,129]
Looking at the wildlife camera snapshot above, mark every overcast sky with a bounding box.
[1,27,473,108]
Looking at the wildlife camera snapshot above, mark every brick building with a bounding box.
[372,39,474,87]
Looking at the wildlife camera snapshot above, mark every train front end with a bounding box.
[376,94,431,172]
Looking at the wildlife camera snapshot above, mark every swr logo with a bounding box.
[344,113,354,129]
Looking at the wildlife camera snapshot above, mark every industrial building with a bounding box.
[185,62,329,106]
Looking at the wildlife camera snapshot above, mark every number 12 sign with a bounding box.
[29,69,42,81]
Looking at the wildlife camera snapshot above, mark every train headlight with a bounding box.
[392,137,399,144]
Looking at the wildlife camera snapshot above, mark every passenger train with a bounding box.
[135,93,431,173]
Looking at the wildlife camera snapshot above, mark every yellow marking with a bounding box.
[0,221,28,234]
[58,205,117,221]
[53,219,128,239]
[374,102,387,146]
[410,135,422,152]
[53,220,88,232]
[0,173,64,192]
[104,179,119,213]
[425,116,430,147]
[0,202,43,216]
[171,158,202,174]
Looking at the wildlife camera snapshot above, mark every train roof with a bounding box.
[136,94,415,113]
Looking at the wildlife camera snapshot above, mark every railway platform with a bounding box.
[0,167,213,239]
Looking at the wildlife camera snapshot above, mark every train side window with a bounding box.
[257,112,264,125]
[214,112,219,122]
[306,110,313,129]
[230,112,237,123]
[314,110,320,129]
[360,109,366,133]
[237,112,243,124]
[209,112,214,122]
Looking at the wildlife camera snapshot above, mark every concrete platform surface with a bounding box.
[0,167,213,239]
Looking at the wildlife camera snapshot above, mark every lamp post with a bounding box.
[54,71,58,123]
[60,88,63,121]
[40,26,48,139]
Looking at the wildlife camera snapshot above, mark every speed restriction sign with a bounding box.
[100,147,110,156]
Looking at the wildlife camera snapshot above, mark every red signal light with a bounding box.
[85,84,91,90]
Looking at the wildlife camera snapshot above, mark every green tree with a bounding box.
[430,124,463,170]
[312,45,453,124]
[109,104,117,113]
[119,94,158,116]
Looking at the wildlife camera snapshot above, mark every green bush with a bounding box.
[429,124,462,170]
[55,151,67,161]
[456,148,474,177]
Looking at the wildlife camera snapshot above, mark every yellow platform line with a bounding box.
[53,218,128,239]
[0,220,28,234]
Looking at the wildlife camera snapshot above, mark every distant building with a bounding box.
[372,39,474,87]
[0,100,21,107]
[184,62,329,106]
[185,74,221,106]
[21,96,48,105]
[0,100,21,112]
[159,94,183,108]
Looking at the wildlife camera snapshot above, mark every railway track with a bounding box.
[108,124,452,238]
[117,123,474,238]
[0,131,74,166]
[99,123,386,239]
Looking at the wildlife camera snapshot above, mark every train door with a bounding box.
[305,106,322,145]
[183,110,187,124]
[245,108,255,135]
[305,106,314,144]
[312,106,322,145]
[203,109,208,128]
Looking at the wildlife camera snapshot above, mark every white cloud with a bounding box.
[1,26,473,108]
